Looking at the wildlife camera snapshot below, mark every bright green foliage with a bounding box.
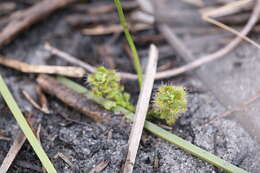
[87,66,134,111]
[153,85,187,125]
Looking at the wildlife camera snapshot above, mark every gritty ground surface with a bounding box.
[1,1,260,173]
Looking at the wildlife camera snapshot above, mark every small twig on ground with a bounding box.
[21,89,50,114]
[53,152,74,170]
[0,56,85,77]
[66,13,119,27]
[123,45,158,173]
[36,124,46,173]
[202,0,260,49]
[37,74,110,122]
[0,131,11,141]
[213,12,256,25]
[36,86,50,114]
[81,23,152,35]
[0,117,36,173]
[36,124,42,142]
[201,0,253,18]
[205,91,260,125]
[87,160,109,173]
[0,136,11,141]
[44,43,137,80]
[202,16,260,48]
[0,0,76,48]
[44,43,96,73]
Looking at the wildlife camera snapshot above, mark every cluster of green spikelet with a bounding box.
[87,66,187,125]
[87,66,134,111]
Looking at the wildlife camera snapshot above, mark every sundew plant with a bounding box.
[152,85,187,125]
[87,66,134,111]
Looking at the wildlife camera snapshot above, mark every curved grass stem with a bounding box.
[114,0,143,87]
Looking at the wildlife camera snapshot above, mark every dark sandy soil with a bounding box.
[0,0,260,173]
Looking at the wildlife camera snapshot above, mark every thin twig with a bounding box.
[44,43,96,73]
[123,45,158,173]
[81,23,152,35]
[205,91,260,125]
[44,43,137,79]
[0,56,85,77]
[202,0,260,49]
[87,160,110,173]
[21,89,50,114]
[0,117,36,173]
[203,16,260,49]
[54,152,74,170]
[201,0,253,18]
[36,86,50,114]
[0,0,76,48]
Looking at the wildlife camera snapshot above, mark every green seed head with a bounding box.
[153,85,187,125]
[87,66,121,96]
[87,66,134,111]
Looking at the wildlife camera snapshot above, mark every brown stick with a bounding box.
[0,56,85,77]
[0,0,76,48]
[0,117,36,173]
[44,43,137,79]
[21,88,50,114]
[87,160,109,173]
[36,74,110,122]
[66,13,118,27]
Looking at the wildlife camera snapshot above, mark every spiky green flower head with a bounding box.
[87,66,134,111]
[153,85,187,125]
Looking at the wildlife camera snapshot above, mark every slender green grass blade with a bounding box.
[57,76,248,173]
[0,75,57,173]
[114,0,143,87]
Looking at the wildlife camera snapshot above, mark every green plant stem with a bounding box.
[0,75,57,173]
[114,0,143,87]
[57,76,248,173]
